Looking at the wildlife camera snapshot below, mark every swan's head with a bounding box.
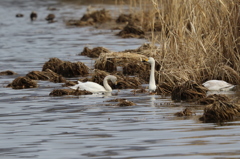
[142,57,155,64]
[106,75,117,85]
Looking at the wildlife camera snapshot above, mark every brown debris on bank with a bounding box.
[199,95,240,123]
[42,58,89,77]
[26,69,66,83]
[171,80,207,102]
[7,76,37,89]
[80,46,111,58]
[117,23,145,38]
[49,89,92,96]
[174,108,195,117]
[0,70,17,75]
[66,9,111,27]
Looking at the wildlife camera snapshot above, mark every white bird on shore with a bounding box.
[202,80,236,91]
[142,57,157,92]
[69,75,117,93]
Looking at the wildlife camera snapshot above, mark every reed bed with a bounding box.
[126,0,240,87]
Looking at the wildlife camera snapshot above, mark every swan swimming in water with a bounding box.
[202,80,236,91]
[69,75,117,93]
[142,57,157,92]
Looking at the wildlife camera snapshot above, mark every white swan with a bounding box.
[69,75,117,93]
[202,80,236,91]
[143,57,157,92]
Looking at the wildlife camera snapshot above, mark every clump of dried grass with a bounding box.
[171,80,207,102]
[117,23,145,38]
[80,46,111,58]
[62,81,78,87]
[174,108,195,117]
[117,100,136,106]
[66,9,112,27]
[94,52,147,72]
[116,14,140,24]
[7,76,37,89]
[26,69,66,83]
[198,94,230,105]
[199,95,240,123]
[81,9,111,23]
[106,98,136,106]
[0,70,17,75]
[42,58,89,77]
[81,69,142,89]
[49,89,92,96]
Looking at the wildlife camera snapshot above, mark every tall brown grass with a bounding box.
[127,0,240,86]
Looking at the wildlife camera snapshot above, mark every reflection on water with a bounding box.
[1,0,240,159]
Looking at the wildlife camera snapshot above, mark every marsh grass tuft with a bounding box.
[171,80,207,102]
[49,89,92,96]
[199,94,240,123]
[0,70,17,75]
[42,58,89,77]
[7,76,38,89]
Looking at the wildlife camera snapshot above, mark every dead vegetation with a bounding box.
[199,95,240,123]
[42,58,89,77]
[62,80,78,87]
[131,88,148,94]
[117,100,136,106]
[112,0,240,93]
[26,69,66,83]
[66,9,112,27]
[198,94,231,105]
[116,23,145,38]
[0,70,17,75]
[106,98,136,106]
[171,80,207,102]
[94,51,147,72]
[49,89,92,96]
[116,14,140,24]
[80,46,111,58]
[64,0,240,92]
[174,108,195,117]
[7,76,37,89]
[80,69,142,89]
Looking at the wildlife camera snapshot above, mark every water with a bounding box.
[1,0,240,158]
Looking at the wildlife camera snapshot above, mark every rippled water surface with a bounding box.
[1,0,240,159]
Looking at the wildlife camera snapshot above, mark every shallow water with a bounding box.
[1,0,240,159]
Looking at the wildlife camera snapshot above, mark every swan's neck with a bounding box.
[150,61,156,86]
[103,77,112,92]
